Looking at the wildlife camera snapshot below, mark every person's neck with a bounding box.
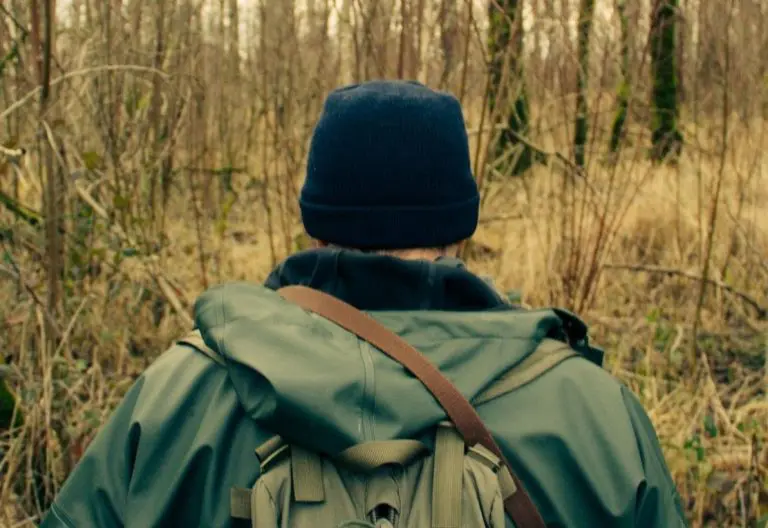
[315,242,458,262]
[372,247,454,261]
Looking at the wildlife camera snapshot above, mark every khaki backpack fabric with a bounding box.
[230,423,510,527]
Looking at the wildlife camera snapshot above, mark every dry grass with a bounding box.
[471,124,768,526]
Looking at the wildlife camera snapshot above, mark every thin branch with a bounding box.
[603,263,766,319]
[478,212,524,224]
[0,189,42,227]
[0,3,30,35]
[503,126,585,179]
[72,181,193,326]
[0,145,27,159]
[466,122,586,180]
[0,64,171,122]
[692,0,736,365]
[0,261,61,338]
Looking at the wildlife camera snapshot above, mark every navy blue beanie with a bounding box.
[300,80,479,250]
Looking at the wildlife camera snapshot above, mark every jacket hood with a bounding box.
[262,247,511,311]
[193,249,580,455]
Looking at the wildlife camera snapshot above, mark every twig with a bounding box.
[178,166,247,174]
[54,295,92,359]
[0,3,27,33]
[504,126,585,178]
[0,145,26,160]
[692,0,736,367]
[0,262,61,337]
[478,212,524,224]
[603,263,766,319]
[0,190,42,227]
[73,181,194,326]
[0,147,41,226]
[0,64,170,122]
[0,363,21,381]
[153,275,193,327]
[466,124,506,137]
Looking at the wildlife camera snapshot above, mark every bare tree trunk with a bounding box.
[676,0,685,105]
[360,0,393,78]
[30,0,42,82]
[361,0,375,78]
[487,0,533,175]
[609,0,630,155]
[346,0,362,82]
[649,0,683,162]
[412,0,423,79]
[0,7,28,144]
[40,0,63,345]
[228,0,240,75]
[10,2,26,143]
[573,0,594,168]
[259,0,277,267]
[438,0,457,89]
[397,0,408,78]
[148,0,166,231]
[528,0,541,82]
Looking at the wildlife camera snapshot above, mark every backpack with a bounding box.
[179,286,581,528]
[229,421,512,527]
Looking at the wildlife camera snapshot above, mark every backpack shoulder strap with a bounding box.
[432,422,466,527]
[473,338,578,406]
[176,329,226,366]
[277,285,547,528]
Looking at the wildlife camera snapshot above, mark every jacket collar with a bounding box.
[263,248,510,312]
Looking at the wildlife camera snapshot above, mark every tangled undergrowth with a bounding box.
[1,123,766,527]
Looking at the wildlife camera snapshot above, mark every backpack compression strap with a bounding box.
[277,285,548,528]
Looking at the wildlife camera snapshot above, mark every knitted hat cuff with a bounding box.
[299,195,479,250]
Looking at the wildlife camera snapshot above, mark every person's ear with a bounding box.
[311,238,329,249]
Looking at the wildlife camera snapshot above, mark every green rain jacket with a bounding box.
[40,249,688,527]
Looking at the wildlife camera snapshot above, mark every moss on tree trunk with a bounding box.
[649,0,683,161]
[574,0,594,168]
[487,0,532,176]
[609,0,630,156]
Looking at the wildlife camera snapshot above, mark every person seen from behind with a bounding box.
[40,80,688,527]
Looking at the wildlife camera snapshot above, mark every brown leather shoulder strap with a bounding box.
[277,285,547,528]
